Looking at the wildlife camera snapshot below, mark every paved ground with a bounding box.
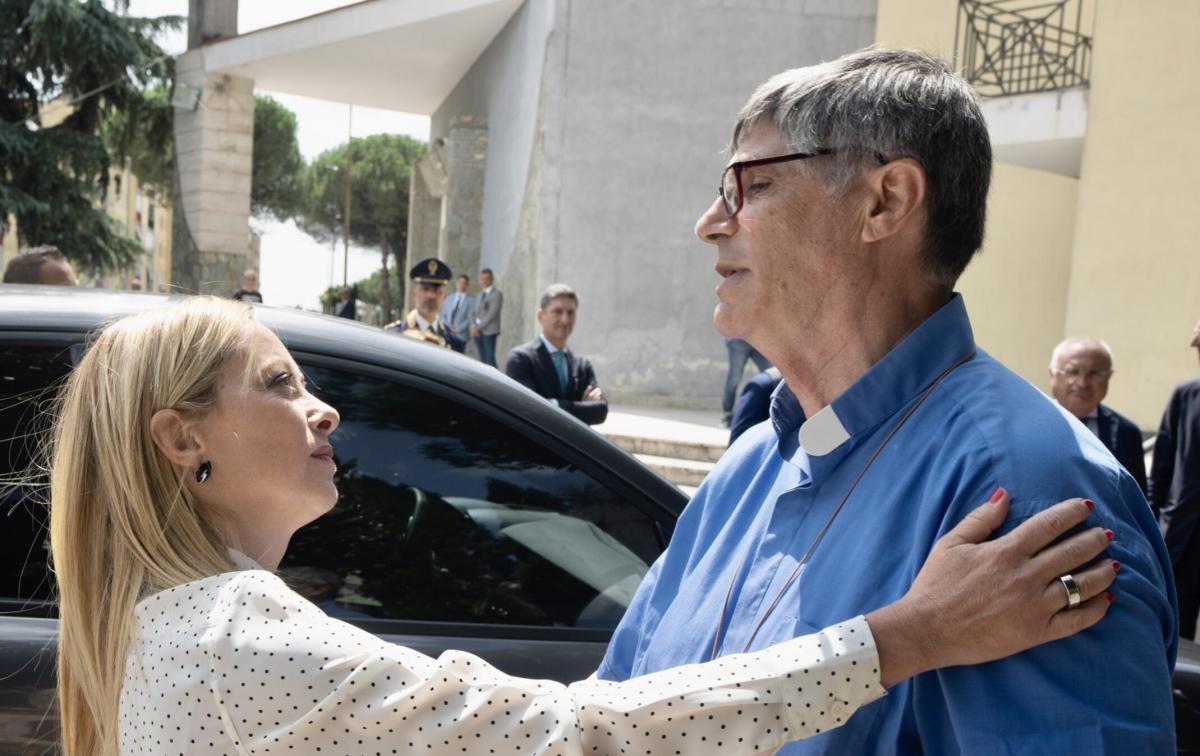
[594,405,729,497]
[594,404,728,447]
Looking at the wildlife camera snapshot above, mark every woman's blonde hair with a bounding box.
[49,296,255,755]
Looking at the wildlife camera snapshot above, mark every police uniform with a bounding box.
[385,258,454,349]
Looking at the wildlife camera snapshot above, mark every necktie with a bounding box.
[551,350,568,397]
[449,295,462,323]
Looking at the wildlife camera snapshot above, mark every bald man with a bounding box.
[1049,336,1147,494]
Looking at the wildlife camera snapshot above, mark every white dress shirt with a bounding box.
[118,554,885,754]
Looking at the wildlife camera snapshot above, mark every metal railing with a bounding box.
[955,0,1093,97]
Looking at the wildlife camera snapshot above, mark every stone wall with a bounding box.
[172,49,254,295]
[532,0,877,406]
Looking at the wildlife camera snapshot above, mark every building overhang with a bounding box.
[197,0,524,114]
[981,87,1088,178]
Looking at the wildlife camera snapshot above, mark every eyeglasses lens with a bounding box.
[721,167,739,216]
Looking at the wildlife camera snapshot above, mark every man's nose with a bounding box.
[695,195,736,244]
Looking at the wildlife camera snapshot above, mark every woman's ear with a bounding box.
[861,158,927,244]
[149,409,203,469]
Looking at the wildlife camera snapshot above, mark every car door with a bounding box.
[278,353,672,683]
[0,339,77,754]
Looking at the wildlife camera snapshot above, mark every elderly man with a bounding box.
[2,245,77,286]
[386,258,454,348]
[1152,319,1200,638]
[598,48,1176,752]
[1049,336,1147,493]
[505,283,607,425]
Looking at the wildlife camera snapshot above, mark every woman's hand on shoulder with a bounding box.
[867,488,1115,688]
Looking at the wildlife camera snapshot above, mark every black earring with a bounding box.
[195,461,212,483]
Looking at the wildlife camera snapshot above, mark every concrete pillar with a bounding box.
[439,118,487,281]
[172,54,254,295]
[188,0,237,49]
[173,0,253,296]
[404,143,446,275]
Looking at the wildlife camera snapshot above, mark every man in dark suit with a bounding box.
[728,367,784,445]
[505,283,607,425]
[1048,336,1147,494]
[1151,318,1200,638]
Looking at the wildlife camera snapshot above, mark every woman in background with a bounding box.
[48,297,1116,755]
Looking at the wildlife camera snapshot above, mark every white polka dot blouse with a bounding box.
[118,557,885,754]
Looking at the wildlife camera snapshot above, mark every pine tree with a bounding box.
[0,0,181,273]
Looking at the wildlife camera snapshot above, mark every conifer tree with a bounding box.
[0,0,181,272]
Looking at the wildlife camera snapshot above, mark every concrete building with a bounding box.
[177,0,1197,421]
[179,0,875,406]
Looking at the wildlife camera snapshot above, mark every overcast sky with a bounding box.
[126,0,431,309]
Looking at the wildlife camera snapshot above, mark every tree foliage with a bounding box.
[0,0,181,273]
[251,94,304,220]
[300,134,425,322]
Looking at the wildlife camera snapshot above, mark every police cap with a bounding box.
[410,258,452,286]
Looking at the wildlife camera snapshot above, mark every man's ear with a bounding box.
[149,408,204,469]
[861,158,927,244]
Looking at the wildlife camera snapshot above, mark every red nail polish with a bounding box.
[1104,529,1115,542]
[1084,499,1095,511]
[1106,592,1115,604]
[989,486,1005,503]
[1112,560,1120,573]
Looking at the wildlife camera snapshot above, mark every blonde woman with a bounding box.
[48,297,1117,755]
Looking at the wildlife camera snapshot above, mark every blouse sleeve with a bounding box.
[202,572,886,754]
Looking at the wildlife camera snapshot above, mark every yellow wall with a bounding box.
[1064,0,1200,428]
[876,0,1196,428]
[957,164,1078,383]
[875,0,1081,393]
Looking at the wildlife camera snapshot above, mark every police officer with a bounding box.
[385,258,456,349]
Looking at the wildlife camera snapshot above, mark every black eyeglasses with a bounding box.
[718,148,888,218]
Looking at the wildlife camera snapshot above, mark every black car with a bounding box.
[0,287,686,752]
[0,287,1197,753]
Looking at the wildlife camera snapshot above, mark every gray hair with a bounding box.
[539,283,578,310]
[3,245,66,284]
[1050,336,1114,372]
[732,47,992,288]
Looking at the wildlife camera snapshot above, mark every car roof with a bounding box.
[0,286,686,516]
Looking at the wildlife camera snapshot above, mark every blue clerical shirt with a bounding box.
[598,295,1177,753]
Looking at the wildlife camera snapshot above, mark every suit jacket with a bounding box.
[1151,378,1200,566]
[475,287,503,336]
[1092,403,1148,497]
[441,291,475,335]
[729,367,784,445]
[386,310,451,349]
[505,338,608,425]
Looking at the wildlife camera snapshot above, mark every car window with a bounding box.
[280,363,661,630]
[0,344,76,606]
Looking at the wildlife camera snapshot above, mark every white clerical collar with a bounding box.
[539,334,568,355]
[798,404,851,456]
[228,548,264,572]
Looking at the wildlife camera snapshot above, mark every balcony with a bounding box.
[956,1,1094,177]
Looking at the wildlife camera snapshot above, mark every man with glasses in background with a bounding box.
[1049,336,1147,494]
[597,47,1176,753]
